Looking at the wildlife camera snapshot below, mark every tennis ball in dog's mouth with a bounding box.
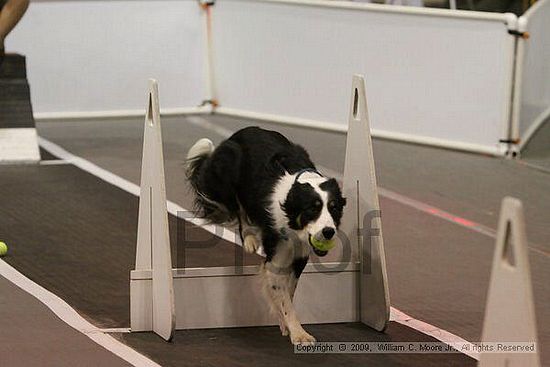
[0,241,7,256]
[308,235,335,252]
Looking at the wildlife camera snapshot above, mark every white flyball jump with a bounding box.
[131,80,175,341]
[479,197,541,367]
[130,75,390,338]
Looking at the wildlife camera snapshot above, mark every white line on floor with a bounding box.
[390,308,479,360]
[317,166,498,238]
[38,137,239,246]
[99,327,132,333]
[0,260,162,367]
[186,115,233,138]
[37,135,480,361]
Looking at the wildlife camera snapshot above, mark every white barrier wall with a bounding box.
[7,0,206,115]
[212,0,516,155]
[515,0,550,147]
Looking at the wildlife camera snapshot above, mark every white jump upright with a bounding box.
[130,75,389,338]
[341,75,390,332]
[479,198,540,367]
[131,79,175,341]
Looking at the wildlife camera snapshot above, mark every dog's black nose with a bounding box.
[322,227,335,240]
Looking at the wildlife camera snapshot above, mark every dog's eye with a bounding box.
[313,200,322,209]
[328,200,336,209]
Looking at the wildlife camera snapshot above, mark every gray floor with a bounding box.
[118,322,475,367]
[0,157,473,367]
[521,115,550,173]
[35,113,550,365]
[0,276,131,367]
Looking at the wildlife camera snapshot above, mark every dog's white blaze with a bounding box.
[270,172,336,241]
[308,186,335,240]
[298,174,336,240]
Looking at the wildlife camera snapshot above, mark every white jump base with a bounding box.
[132,262,359,330]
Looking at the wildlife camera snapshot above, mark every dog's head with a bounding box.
[279,171,346,256]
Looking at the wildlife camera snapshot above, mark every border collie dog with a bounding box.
[185,126,346,345]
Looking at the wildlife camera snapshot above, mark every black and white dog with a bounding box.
[185,126,346,345]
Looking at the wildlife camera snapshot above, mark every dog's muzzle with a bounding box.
[308,236,328,257]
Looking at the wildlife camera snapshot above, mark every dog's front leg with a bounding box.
[275,271,298,337]
[261,263,315,345]
[278,272,299,337]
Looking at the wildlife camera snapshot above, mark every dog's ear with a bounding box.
[268,152,288,175]
[268,145,315,175]
[320,178,346,206]
[281,182,310,230]
[320,178,347,226]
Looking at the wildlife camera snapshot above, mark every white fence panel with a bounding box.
[212,0,516,155]
[516,0,550,146]
[8,0,206,115]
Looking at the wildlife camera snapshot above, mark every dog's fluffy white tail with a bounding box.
[185,138,214,177]
[187,138,215,161]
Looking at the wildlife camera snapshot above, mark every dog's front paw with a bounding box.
[243,235,259,253]
[290,330,316,346]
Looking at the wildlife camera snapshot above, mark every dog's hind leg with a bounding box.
[243,230,261,254]
[191,140,242,222]
[237,202,261,254]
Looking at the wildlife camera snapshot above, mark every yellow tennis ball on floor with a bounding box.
[0,241,7,256]
[309,236,335,252]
